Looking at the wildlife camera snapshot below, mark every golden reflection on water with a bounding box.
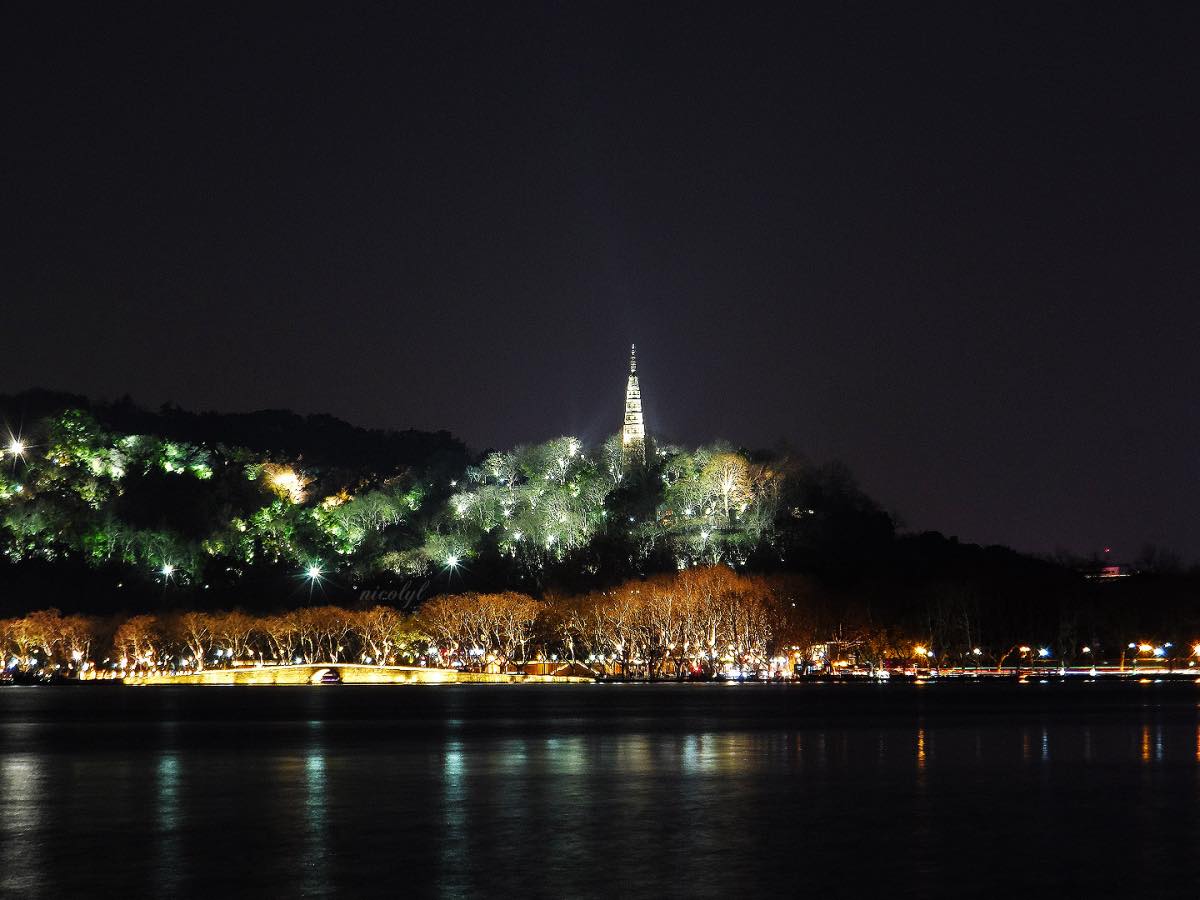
[1134,720,1167,763]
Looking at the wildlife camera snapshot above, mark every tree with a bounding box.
[702,452,753,526]
[212,610,258,663]
[54,614,101,675]
[172,611,215,669]
[357,606,425,665]
[114,614,162,672]
[476,592,542,671]
[260,612,300,663]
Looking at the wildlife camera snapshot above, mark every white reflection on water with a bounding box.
[681,734,701,773]
[616,733,653,773]
[304,721,329,896]
[545,736,585,776]
[674,733,750,777]
[439,739,466,895]
[533,737,584,877]
[155,750,181,893]
[0,753,41,895]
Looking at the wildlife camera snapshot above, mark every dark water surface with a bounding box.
[2,682,1199,897]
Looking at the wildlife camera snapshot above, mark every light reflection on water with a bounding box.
[2,684,1200,895]
[1,752,41,896]
[439,738,466,895]
[304,720,329,897]
[155,747,180,894]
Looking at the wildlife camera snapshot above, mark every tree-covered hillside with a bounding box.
[3,392,1200,661]
[0,393,891,612]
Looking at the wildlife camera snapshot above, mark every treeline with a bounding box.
[8,565,1200,682]
[0,389,469,472]
[2,568,808,679]
[0,399,896,613]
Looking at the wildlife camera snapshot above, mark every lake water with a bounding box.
[2,681,1199,896]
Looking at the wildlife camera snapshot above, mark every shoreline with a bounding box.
[7,668,1200,687]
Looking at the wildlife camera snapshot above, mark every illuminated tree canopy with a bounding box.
[1,402,1193,670]
[0,407,891,597]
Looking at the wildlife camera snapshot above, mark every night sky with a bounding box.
[6,2,1200,559]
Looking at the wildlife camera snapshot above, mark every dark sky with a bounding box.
[6,2,1200,559]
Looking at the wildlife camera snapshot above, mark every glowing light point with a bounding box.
[306,564,323,580]
[445,554,459,570]
[7,438,25,457]
[161,564,175,578]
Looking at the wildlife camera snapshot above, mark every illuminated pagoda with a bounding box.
[621,343,646,466]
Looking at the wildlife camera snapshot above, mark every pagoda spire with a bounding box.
[622,343,646,466]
